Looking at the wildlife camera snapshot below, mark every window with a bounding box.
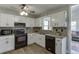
[71,21,76,31]
[42,17,51,30]
[43,20,49,30]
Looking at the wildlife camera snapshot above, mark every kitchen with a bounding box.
[0,4,71,54]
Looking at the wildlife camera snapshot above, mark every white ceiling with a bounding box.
[0,4,69,18]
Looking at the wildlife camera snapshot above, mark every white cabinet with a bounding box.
[15,16,35,27]
[55,37,66,54]
[0,14,14,27]
[27,33,45,48]
[35,18,42,27]
[51,11,67,27]
[14,16,26,23]
[0,35,14,53]
[35,34,45,48]
[28,34,35,45]
[25,18,35,27]
[7,15,15,27]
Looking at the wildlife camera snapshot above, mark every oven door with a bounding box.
[14,29,25,35]
[15,34,27,49]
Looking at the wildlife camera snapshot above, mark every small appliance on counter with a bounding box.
[14,22,27,49]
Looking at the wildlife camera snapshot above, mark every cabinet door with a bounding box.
[0,37,8,53]
[28,34,35,45]
[14,16,20,22]
[14,16,24,23]
[36,35,45,48]
[52,11,67,27]
[26,18,35,27]
[7,15,14,27]
[0,14,8,27]
[55,38,62,54]
[7,35,15,51]
[0,14,14,27]
[0,35,14,53]
[35,18,42,27]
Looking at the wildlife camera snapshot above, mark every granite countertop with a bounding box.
[45,34,66,38]
[27,32,66,38]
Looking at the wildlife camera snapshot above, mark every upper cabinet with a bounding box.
[35,11,67,28]
[0,13,35,27]
[35,17,42,27]
[14,16,35,27]
[25,18,35,27]
[51,11,67,27]
[14,16,26,23]
[0,14,15,27]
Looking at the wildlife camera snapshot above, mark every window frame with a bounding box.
[42,16,51,30]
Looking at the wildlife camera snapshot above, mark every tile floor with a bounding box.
[5,43,51,54]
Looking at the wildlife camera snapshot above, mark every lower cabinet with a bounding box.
[27,33,45,48]
[27,34,35,45]
[45,35,66,54]
[36,35,45,48]
[55,37,67,54]
[28,33,66,54]
[0,35,14,53]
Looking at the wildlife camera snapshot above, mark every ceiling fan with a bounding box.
[19,4,35,16]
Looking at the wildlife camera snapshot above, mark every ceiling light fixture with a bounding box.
[20,11,28,16]
[20,11,25,15]
[20,4,28,16]
[25,12,28,16]
[24,6,27,10]
[19,4,35,16]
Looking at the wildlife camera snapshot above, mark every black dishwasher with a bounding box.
[45,35,55,53]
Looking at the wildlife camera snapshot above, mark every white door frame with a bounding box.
[66,6,72,54]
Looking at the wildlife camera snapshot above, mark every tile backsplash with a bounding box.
[26,27,67,36]
[53,27,67,36]
[26,27,33,33]
[32,27,42,33]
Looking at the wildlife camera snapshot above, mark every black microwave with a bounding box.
[0,29,13,35]
[14,23,26,28]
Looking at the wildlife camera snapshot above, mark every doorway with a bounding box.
[71,5,79,54]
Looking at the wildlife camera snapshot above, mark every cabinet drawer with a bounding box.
[0,35,14,53]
